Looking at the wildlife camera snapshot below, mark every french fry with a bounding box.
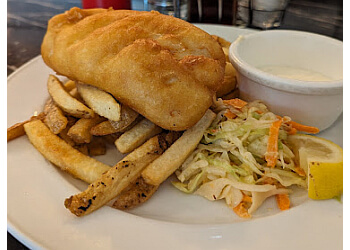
[103,133,123,144]
[115,118,163,154]
[211,35,238,97]
[58,116,78,146]
[216,62,237,97]
[74,144,89,155]
[90,120,118,136]
[112,176,159,210]
[24,120,110,183]
[59,126,76,147]
[212,35,231,61]
[47,75,94,118]
[7,112,45,142]
[109,105,139,131]
[221,88,239,100]
[142,109,216,186]
[90,105,140,136]
[90,115,142,136]
[64,80,76,92]
[212,35,231,48]
[64,131,178,216]
[67,116,105,144]
[7,123,26,142]
[77,82,121,121]
[87,137,107,156]
[69,87,84,102]
[44,98,68,134]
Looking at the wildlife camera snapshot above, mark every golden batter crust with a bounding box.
[41,8,225,130]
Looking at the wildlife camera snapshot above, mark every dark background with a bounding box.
[7,0,343,249]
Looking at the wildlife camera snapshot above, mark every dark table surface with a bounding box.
[7,0,343,249]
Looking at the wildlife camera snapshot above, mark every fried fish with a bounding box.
[41,8,225,131]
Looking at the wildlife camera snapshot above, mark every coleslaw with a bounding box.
[172,98,312,218]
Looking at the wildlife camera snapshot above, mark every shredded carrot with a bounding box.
[288,121,319,134]
[223,98,248,109]
[242,194,252,203]
[275,115,286,122]
[233,194,252,218]
[233,203,251,218]
[287,127,298,135]
[209,128,218,134]
[255,110,264,114]
[276,194,290,211]
[294,166,306,177]
[265,119,282,168]
[276,115,319,134]
[224,110,237,119]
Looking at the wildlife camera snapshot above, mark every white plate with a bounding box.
[8,24,343,250]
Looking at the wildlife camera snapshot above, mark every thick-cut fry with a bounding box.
[57,116,78,146]
[68,87,84,102]
[76,82,121,121]
[7,123,26,142]
[112,176,159,210]
[211,35,238,98]
[59,126,76,146]
[87,137,107,156]
[64,80,76,92]
[24,120,110,183]
[221,89,239,100]
[212,35,231,48]
[90,120,118,136]
[115,118,163,154]
[142,109,216,186]
[211,35,231,61]
[74,144,89,155]
[90,107,141,136]
[7,112,45,142]
[44,98,68,134]
[64,132,178,216]
[109,105,139,131]
[47,75,94,118]
[103,133,123,144]
[217,62,237,97]
[67,116,105,144]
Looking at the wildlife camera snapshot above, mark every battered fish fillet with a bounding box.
[41,7,225,131]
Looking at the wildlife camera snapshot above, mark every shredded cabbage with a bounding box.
[173,99,306,217]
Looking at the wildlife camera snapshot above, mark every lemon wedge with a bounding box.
[287,134,343,200]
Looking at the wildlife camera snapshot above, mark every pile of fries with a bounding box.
[7,74,216,216]
[7,35,239,217]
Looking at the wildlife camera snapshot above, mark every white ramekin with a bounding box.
[229,30,343,131]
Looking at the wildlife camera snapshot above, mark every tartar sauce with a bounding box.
[258,65,333,82]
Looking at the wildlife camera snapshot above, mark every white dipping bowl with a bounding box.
[229,30,343,131]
